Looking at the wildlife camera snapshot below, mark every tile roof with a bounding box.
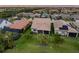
[31,18,51,31]
[53,20,78,33]
[68,26,78,33]
[73,22,79,28]
[8,18,32,29]
[53,20,67,30]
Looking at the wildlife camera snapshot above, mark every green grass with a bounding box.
[5,28,79,53]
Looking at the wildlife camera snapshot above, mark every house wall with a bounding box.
[38,30,50,34]
[69,33,77,37]
[55,29,79,37]
[4,27,22,33]
[67,32,78,37]
[55,29,68,36]
[32,28,50,34]
[0,20,12,29]
[31,28,38,33]
[44,31,50,34]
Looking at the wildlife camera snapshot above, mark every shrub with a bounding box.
[53,34,64,44]
[40,39,48,46]
[0,35,5,52]
[0,44,5,52]
[39,35,48,46]
[4,36,14,49]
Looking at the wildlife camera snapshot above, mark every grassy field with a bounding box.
[5,27,79,53]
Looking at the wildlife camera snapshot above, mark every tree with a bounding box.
[4,33,14,49]
[0,44,5,52]
[0,34,5,52]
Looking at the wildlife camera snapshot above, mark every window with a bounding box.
[44,31,49,34]
[33,29,36,31]
[69,32,77,37]
[38,30,43,33]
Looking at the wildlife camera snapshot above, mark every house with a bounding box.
[67,26,78,37]
[61,14,71,19]
[41,13,49,18]
[75,20,79,22]
[31,18,51,34]
[70,22,79,31]
[53,20,68,36]
[53,20,78,37]
[70,14,79,21]
[0,19,12,30]
[34,13,41,18]
[4,18,32,33]
[50,14,70,20]
[17,12,34,18]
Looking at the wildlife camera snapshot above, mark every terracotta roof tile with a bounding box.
[8,18,32,29]
[31,18,51,31]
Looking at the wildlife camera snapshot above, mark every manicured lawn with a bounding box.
[5,27,79,53]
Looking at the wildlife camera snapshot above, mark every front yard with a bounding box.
[5,27,79,53]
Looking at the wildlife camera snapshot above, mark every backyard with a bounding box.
[4,27,79,53]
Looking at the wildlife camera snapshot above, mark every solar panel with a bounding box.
[62,25,68,30]
[59,25,68,30]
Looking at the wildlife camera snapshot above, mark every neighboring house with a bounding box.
[10,16,18,19]
[51,14,70,20]
[53,20,68,36]
[0,19,12,30]
[53,20,78,37]
[17,12,34,18]
[4,18,32,33]
[31,18,51,34]
[70,22,79,32]
[75,20,79,22]
[34,13,41,18]
[70,14,79,21]
[67,26,78,37]
[50,15,57,20]
[41,13,49,18]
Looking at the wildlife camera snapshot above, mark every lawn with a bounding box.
[5,27,79,53]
